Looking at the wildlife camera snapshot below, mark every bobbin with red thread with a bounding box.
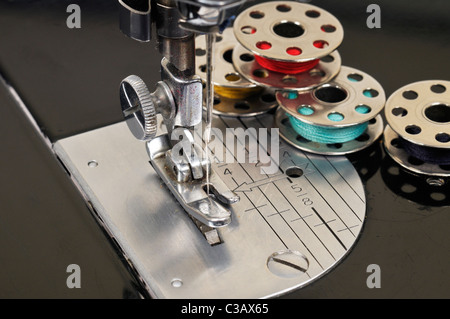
[232,1,343,90]
[384,80,450,178]
[195,27,278,117]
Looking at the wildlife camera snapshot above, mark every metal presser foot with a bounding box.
[120,74,239,244]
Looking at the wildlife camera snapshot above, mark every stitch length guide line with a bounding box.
[53,113,366,298]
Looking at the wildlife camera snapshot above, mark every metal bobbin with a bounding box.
[232,44,341,90]
[274,65,386,155]
[231,1,343,90]
[384,80,450,177]
[195,28,277,117]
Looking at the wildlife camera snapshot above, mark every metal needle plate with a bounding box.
[53,113,366,299]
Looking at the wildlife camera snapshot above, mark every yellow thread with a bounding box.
[214,85,263,100]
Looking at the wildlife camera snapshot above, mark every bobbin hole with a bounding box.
[314,86,348,103]
[327,112,344,122]
[402,90,418,100]
[326,143,343,149]
[306,10,320,18]
[296,135,311,143]
[436,133,450,143]
[430,84,446,94]
[313,40,329,49]
[355,105,372,114]
[392,107,408,117]
[309,69,325,77]
[282,75,298,84]
[222,49,233,64]
[424,104,450,123]
[276,4,291,12]
[225,73,241,82]
[250,11,265,19]
[390,138,403,149]
[363,89,379,98]
[321,25,336,33]
[253,69,269,78]
[256,41,272,50]
[298,105,315,116]
[405,125,422,135]
[240,53,254,62]
[347,73,363,82]
[234,102,250,110]
[273,21,305,38]
[407,156,424,166]
[320,55,334,63]
[241,26,256,34]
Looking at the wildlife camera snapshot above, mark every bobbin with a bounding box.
[384,80,450,177]
[233,1,344,62]
[274,65,386,155]
[195,28,277,117]
[232,44,342,90]
[232,1,343,90]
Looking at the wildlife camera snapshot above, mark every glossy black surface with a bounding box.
[0,0,449,298]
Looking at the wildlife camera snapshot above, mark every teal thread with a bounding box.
[288,115,368,144]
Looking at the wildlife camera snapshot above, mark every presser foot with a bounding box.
[146,133,239,240]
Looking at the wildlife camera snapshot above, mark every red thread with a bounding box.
[254,55,320,74]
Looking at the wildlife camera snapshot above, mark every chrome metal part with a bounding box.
[118,0,152,42]
[120,75,158,141]
[161,57,203,128]
[383,125,450,177]
[120,75,175,141]
[176,0,246,33]
[168,127,208,181]
[196,28,278,116]
[384,80,450,149]
[196,28,259,90]
[276,108,384,155]
[276,66,386,127]
[147,133,236,228]
[233,1,344,62]
[233,44,341,90]
[53,114,366,298]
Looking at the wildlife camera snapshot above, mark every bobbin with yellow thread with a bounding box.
[195,28,278,117]
[275,66,386,155]
[232,1,343,90]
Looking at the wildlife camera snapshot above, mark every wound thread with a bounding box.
[288,114,369,144]
[400,137,450,165]
[254,55,320,75]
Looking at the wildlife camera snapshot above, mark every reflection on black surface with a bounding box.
[381,153,450,207]
[346,139,383,183]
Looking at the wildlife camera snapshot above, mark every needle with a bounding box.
[204,32,215,195]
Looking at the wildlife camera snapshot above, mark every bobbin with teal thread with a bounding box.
[275,66,387,155]
[288,115,368,144]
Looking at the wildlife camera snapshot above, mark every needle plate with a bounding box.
[53,113,366,298]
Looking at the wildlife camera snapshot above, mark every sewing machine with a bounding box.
[0,0,449,299]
